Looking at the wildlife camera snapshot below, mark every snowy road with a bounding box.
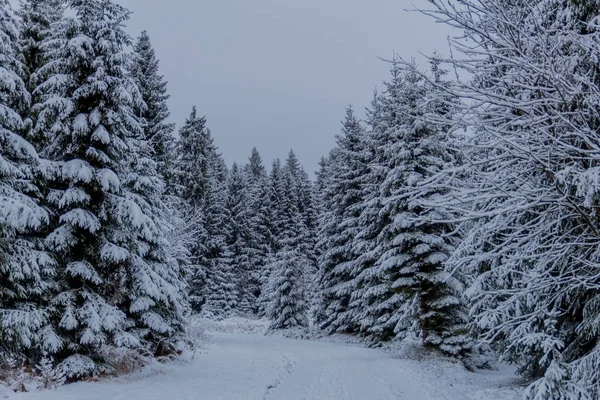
[9,329,521,400]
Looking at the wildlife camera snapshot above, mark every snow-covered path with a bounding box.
[204,333,452,400]
[8,329,522,400]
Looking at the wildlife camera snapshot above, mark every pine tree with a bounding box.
[171,107,218,309]
[201,169,237,318]
[267,158,285,251]
[122,130,188,357]
[315,106,369,333]
[130,30,175,182]
[349,61,421,341]
[18,0,63,91]
[226,163,256,314]
[256,159,284,316]
[244,148,272,314]
[17,0,63,149]
[244,147,266,184]
[267,170,308,330]
[283,149,300,179]
[424,0,600,395]
[374,62,470,356]
[0,0,57,363]
[294,167,319,314]
[267,247,309,330]
[343,91,385,339]
[32,0,186,376]
[173,106,212,208]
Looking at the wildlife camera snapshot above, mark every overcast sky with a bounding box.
[18,0,454,173]
[116,0,457,173]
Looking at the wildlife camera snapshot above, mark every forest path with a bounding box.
[8,326,522,400]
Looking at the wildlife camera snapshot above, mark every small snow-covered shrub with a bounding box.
[193,315,269,334]
[0,359,34,393]
[58,355,96,381]
[99,347,152,376]
[8,366,30,393]
[35,356,65,389]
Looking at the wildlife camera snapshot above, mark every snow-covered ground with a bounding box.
[3,318,524,400]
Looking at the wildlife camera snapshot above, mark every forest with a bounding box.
[2,0,600,399]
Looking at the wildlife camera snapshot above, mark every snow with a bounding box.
[4,317,523,400]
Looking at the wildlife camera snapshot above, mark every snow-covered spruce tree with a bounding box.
[267,158,285,251]
[315,106,369,334]
[252,179,275,317]
[267,170,309,330]
[372,61,470,356]
[121,127,188,358]
[200,168,237,318]
[173,106,213,208]
[422,0,600,396]
[256,159,285,316]
[17,0,63,150]
[314,155,332,217]
[129,31,191,314]
[244,147,266,184]
[0,0,58,364]
[244,148,269,255]
[342,91,385,340]
[296,168,319,306]
[226,162,257,314]
[130,30,175,182]
[312,154,334,323]
[243,148,272,312]
[171,107,219,309]
[267,247,310,330]
[33,0,187,377]
[18,0,63,91]
[282,149,298,176]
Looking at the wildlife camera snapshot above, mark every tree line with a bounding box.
[0,0,320,382]
[311,1,600,399]
[3,0,600,399]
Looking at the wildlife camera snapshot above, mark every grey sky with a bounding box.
[116,0,454,173]
[17,0,454,173]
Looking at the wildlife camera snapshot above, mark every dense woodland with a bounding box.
[2,0,600,398]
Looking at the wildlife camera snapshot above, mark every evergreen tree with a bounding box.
[256,159,284,316]
[17,0,63,149]
[192,148,238,318]
[267,158,285,250]
[0,0,57,363]
[267,170,308,330]
[18,0,63,92]
[226,163,256,314]
[171,107,218,308]
[244,147,266,184]
[193,147,232,314]
[173,107,212,208]
[425,0,600,395]
[343,91,384,339]
[351,62,422,341]
[244,148,272,313]
[267,247,309,330]
[200,165,237,318]
[283,149,300,179]
[130,30,175,182]
[294,167,319,312]
[33,0,186,376]
[315,106,369,333]
[374,62,470,355]
[122,127,188,357]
